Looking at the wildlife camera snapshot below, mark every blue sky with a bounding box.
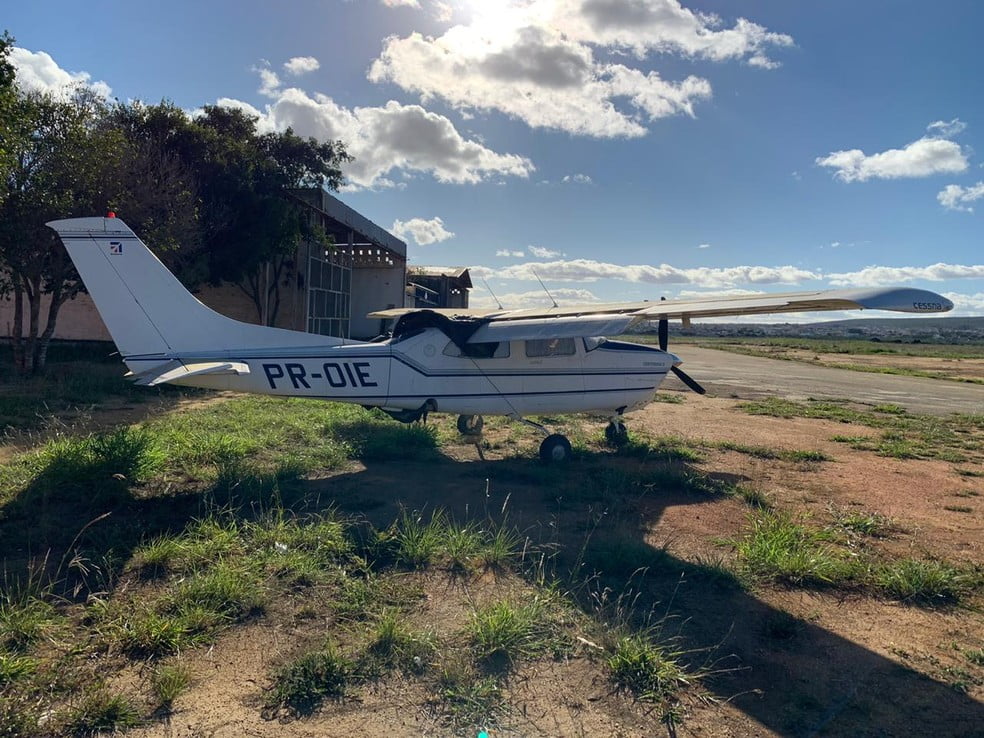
[6,0,983,316]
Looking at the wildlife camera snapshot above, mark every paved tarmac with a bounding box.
[663,346,984,416]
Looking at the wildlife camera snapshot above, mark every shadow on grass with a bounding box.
[0,428,981,736]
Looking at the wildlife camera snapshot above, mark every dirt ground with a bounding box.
[104,388,982,738]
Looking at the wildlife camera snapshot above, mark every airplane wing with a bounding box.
[371,287,953,343]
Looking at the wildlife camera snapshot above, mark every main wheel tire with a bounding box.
[539,433,572,462]
[456,414,484,435]
[604,421,629,447]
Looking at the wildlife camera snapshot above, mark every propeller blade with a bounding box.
[671,366,706,395]
[658,318,668,351]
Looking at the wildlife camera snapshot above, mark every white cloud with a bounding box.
[528,245,563,258]
[496,249,525,258]
[816,135,968,183]
[431,2,454,22]
[827,263,984,286]
[218,85,534,188]
[10,46,111,99]
[391,216,454,245]
[471,287,602,309]
[697,243,711,249]
[368,0,789,138]
[937,181,984,212]
[926,118,966,138]
[253,65,282,98]
[675,288,765,299]
[562,173,593,184]
[283,56,320,76]
[470,258,820,288]
[942,292,984,314]
[381,0,420,7]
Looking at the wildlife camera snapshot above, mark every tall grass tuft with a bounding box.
[267,641,352,715]
[151,663,192,707]
[731,510,857,587]
[874,559,977,604]
[33,427,164,499]
[607,633,689,705]
[61,689,141,736]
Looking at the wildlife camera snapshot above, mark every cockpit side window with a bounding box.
[582,336,607,352]
[443,341,510,358]
[525,338,576,357]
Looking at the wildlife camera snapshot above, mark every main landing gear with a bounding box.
[514,417,573,463]
[457,412,629,463]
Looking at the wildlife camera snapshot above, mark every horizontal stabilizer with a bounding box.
[130,360,250,386]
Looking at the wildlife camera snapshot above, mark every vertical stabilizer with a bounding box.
[47,216,343,360]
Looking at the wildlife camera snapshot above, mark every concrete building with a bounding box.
[405,266,472,310]
[0,190,407,343]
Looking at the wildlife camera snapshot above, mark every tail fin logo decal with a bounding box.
[109,241,123,255]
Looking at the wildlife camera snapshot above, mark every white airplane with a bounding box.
[49,216,954,461]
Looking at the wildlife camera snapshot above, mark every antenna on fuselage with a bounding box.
[530,268,558,308]
[483,279,504,310]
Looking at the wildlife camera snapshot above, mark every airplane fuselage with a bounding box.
[124,328,676,417]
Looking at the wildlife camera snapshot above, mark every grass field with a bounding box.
[621,334,984,384]
[0,348,982,736]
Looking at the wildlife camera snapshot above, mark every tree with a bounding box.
[190,106,349,324]
[108,103,350,325]
[0,85,126,373]
[0,57,352,373]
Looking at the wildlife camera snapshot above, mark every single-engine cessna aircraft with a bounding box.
[49,216,954,461]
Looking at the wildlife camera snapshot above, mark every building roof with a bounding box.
[408,266,472,286]
[292,188,407,260]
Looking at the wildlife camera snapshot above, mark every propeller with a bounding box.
[657,311,707,395]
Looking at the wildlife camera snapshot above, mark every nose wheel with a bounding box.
[456,414,484,435]
[604,420,629,447]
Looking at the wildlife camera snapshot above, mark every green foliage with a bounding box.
[874,559,978,604]
[741,398,983,464]
[436,656,503,728]
[0,595,59,652]
[731,510,857,587]
[165,561,266,622]
[151,663,192,707]
[712,440,830,463]
[831,508,894,538]
[62,689,141,736]
[615,435,704,462]
[33,426,164,498]
[607,634,688,705]
[267,641,352,714]
[0,651,37,685]
[364,610,435,675]
[388,510,447,569]
[110,606,211,658]
[468,595,564,667]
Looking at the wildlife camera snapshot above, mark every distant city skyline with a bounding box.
[5,0,983,320]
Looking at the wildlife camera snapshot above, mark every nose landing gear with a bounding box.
[456,414,485,436]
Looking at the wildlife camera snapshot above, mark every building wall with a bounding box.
[350,266,404,339]
[1,275,307,343]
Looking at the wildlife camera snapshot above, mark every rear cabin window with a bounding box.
[525,338,576,357]
[443,341,510,359]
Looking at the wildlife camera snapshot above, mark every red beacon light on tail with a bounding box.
[106,211,116,218]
